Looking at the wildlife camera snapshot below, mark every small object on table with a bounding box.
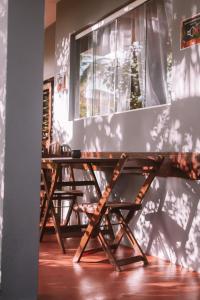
[71,150,81,158]
[61,144,71,157]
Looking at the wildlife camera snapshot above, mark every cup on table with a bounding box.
[71,149,81,158]
[61,144,71,157]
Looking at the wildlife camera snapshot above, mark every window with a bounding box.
[75,0,173,119]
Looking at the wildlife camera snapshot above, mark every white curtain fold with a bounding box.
[145,0,173,106]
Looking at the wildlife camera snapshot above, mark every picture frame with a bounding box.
[181,13,200,49]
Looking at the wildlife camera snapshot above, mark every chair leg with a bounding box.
[40,201,66,254]
[40,200,51,242]
[104,215,115,241]
[64,199,74,226]
[115,210,148,265]
[111,209,135,252]
[124,225,148,265]
[75,210,81,225]
[97,232,121,272]
[50,204,66,254]
[40,193,47,221]
[57,198,62,224]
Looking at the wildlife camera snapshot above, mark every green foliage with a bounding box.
[130,47,143,109]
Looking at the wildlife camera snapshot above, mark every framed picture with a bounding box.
[181,13,200,49]
[55,73,66,93]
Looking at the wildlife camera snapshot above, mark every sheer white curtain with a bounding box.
[116,14,132,112]
[94,22,116,115]
[133,6,146,108]
[116,5,146,112]
[78,33,93,118]
[145,0,173,106]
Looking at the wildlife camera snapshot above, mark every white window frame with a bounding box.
[73,0,172,119]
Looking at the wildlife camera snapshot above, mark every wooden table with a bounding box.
[41,152,200,256]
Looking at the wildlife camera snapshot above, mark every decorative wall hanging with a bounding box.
[56,73,66,93]
[181,13,200,49]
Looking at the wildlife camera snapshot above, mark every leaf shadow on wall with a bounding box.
[132,177,200,270]
[134,98,200,270]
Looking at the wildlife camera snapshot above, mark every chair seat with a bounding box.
[108,202,142,211]
[54,189,84,197]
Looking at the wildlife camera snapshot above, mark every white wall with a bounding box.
[0,0,8,284]
[53,0,200,153]
[43,0,200,271]
[0,0,44,299]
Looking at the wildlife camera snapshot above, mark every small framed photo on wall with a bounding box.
[55,73,66,93]
[181,13,200,49]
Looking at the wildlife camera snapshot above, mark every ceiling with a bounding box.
[44,0,57,28]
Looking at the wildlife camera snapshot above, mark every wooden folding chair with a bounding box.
[73,153,164,271]
[40,143,84,253]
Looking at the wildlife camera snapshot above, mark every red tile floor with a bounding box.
[38,236,200,300]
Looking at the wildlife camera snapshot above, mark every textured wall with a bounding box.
[0,0,8,284]
[50,0,200,271]
[0,0,44,299]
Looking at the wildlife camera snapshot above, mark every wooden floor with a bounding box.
[38,236,200,300]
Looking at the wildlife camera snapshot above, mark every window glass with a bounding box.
[93,22,116,115]
[78,33,93,118]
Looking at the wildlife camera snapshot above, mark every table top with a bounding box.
[42,156,119,163]
[41,156,120,168]
[41,152,200,180]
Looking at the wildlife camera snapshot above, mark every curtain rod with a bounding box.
[75,0,148,40]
